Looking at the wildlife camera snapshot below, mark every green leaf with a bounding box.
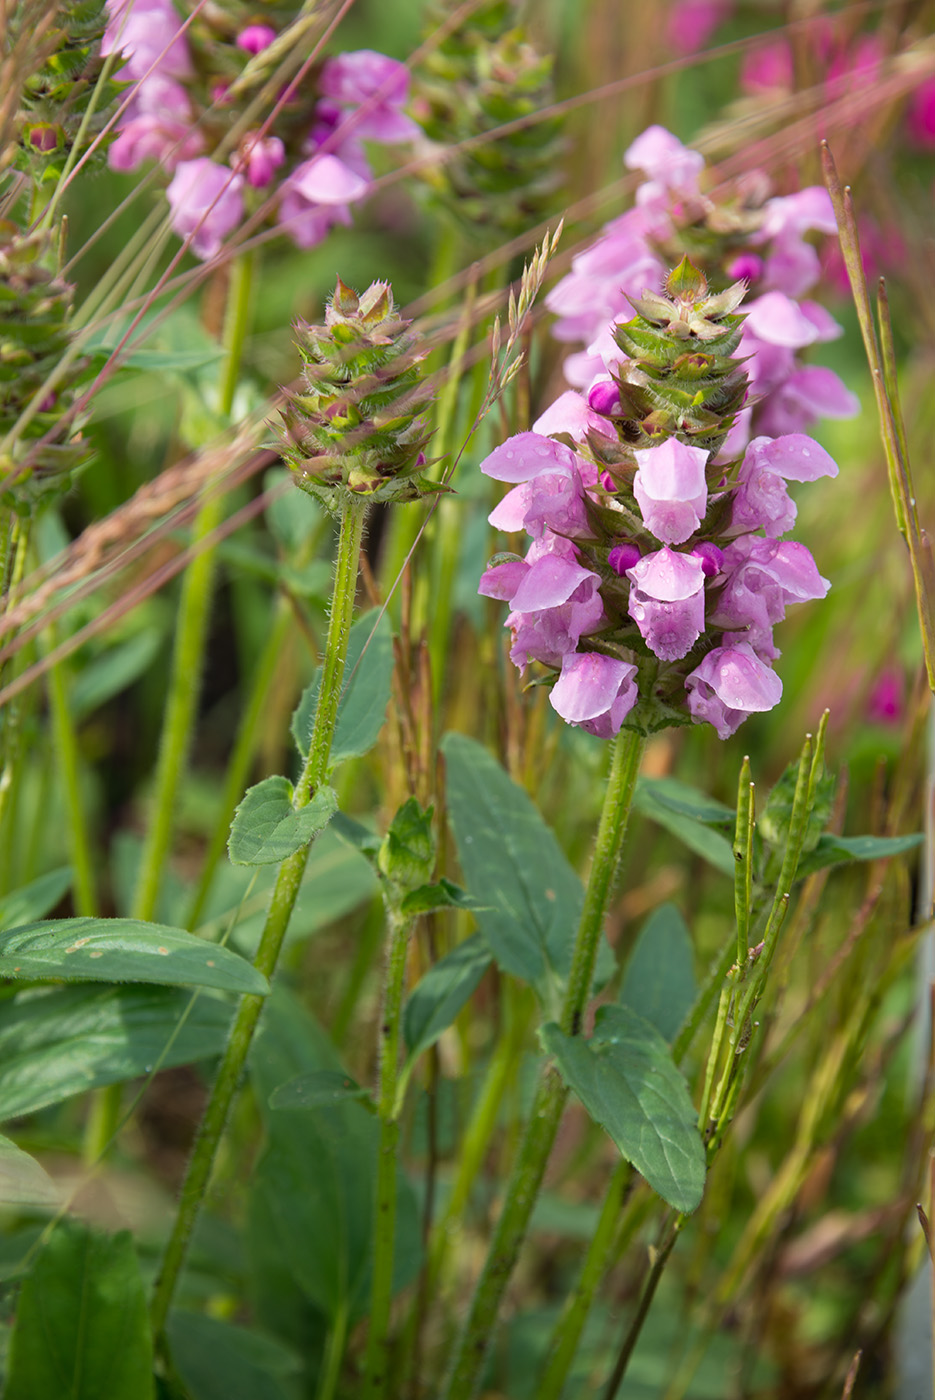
[759,761,835,855]
[270,1070,372,1111]
[636,778,734,827]
[167,1311,300,1400]
[228,777,338,866]
[634,782,734,877]
[6,1222,154,1400]
[0,985,233,1121]
[0,867,72,933]
[0,1134,58,1207]
[0,917,268,994]
[248,989,420,1325]
[70,626,163,720]
[399,878,475,917]
[403,933,492,1058]
[330,811,382,857]
[291,610,394,765]
[795,831,924,880]
[619,904,697,1043]
[542,1005,705,1212]
[442,732,600,1005]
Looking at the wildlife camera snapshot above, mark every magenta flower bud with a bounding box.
[237,23,276,54]
[28,124,62,152]
[727,252,763,283]
[588,379,620,415]
[690,541,723,576]
[237,132,285,188]
[608,542,641,575]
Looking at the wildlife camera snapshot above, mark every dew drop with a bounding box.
[801,447,810,457]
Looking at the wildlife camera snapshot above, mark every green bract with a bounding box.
[279,279,436,508]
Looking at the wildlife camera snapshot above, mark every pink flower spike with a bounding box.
[480,432,580,484]
[632,438,708,544]
[237,24,276,55]
[550,652,638,738]
[166,159,244,261]
[686,642,783,738]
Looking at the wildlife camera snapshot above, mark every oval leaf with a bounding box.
[0,985,234,1121]
[0,917,268,994]
[403,933,492,1059]
[0,867,72,933]
[291,610,394,765]
[542,1005,705,1213]
[228,776,338,866]
[796,830,924,879]
[633,782,735,877]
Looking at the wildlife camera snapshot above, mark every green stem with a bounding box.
[132,254,255,925]
[315,1300,349,1400]
[602,1217,681,1400]
[149,496,368,1339]
[363,908,413,1399]
[442,728,647,1400]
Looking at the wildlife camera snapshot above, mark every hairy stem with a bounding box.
[150,495,368,1340]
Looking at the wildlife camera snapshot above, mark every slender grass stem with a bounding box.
[363,907,414,1399]
[132,253,255,924]
[45,640,96,918]
[442,727,646,1400]
[150,494,368,1340]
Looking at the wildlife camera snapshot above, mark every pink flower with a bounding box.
[166,158,244,260]
[626,547,706,661]
[624,126,705,196]
[632,439,709,545]
[277,154,368,249]
[712,536,829,658]
[109,74,203,172]
[532,389,615,442]
[550,652,638,738]
[237,24,276,55]
[686,642,783,738]
[103,0,191,82]
[731,433,838,537]
[666,0,731,54]
[319,50,420,143]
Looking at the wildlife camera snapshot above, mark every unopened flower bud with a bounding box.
[608,542,641,575]
[237,24,276,55]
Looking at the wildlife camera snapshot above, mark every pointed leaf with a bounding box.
[403,933,492,1058]
[619,904,697,1042]
[0,985,233,1121]
[291,610,394,764]
[6,1222,154,1400]
[0,917,268,994]
[0,867,72,932]
[228,776,337,865]
[0,1134,58,1207]
[270,1070,372,1111]
[795,830,924,880]
[634,782,734,876]
[399,878,476,917]
[542,1005,706,1212]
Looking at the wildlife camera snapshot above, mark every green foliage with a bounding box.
[0,867,72,931]
[6,1223,153,1400]
[619,903,697,1043]
[0,1133,58,1207]
[248,990,420,1328]
[0,917,268,993]
[167,1311,301,1400]
[542,1006,706,1213]
[269,1070,372,1111]
[291,609,395,765]
[403,931,493,1059]
[228,776,337,865]
[0,984,232,1120]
